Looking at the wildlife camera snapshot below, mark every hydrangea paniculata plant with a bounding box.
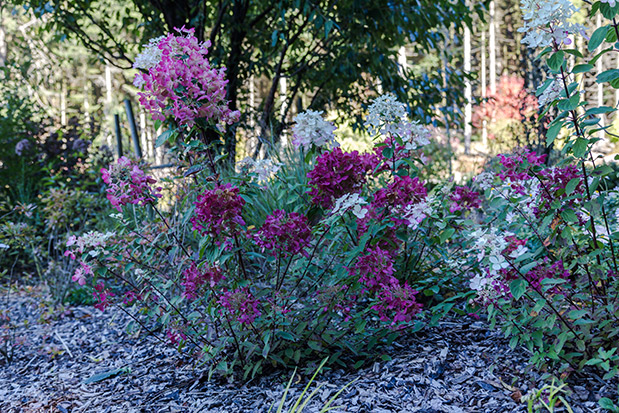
[133,27,240,128]
[254,210,312,257]
[218,287,261,324]
[292,110,338,150]
[191,183,246,239]
[100,156,162,212]
[182,262,224,300]
[307,148,376,209]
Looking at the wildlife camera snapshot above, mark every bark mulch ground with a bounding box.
[0,285,616,412]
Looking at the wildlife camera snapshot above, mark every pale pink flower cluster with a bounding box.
[72,261,93,286]
[518,0,585,49]
[65,231,115,259]
[101,156,162,212]
[133,27,240,128]
[365,94,431,149]
[292,110,338,150]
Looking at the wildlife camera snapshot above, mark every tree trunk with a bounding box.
[464,23,472,154]
[489,0,497,95]
[481,30,488,147]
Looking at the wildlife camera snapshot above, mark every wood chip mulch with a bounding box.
[1,286,616,412]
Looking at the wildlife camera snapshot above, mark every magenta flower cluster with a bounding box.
[349,246,397,292]
[254,210,312,257]
[191,183,246,239]
[449,185,481,213]
[101,156,162,212]
[349,246,421,325]
[372,282,422,325]
[372,175,427,210]
[497,150,546,181]
[218,287,261,324]
[307,147,376,208]
[539,165,583,208]
[134,27,240,128]
[93,281,114,312]
[182,262,224,300]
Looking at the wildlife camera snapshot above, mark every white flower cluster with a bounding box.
[470,228,511,274]
[491,179,541,219]
[602,0,617,7]
[331,193,368,219]
[67,231,115,257]
[365,94,432,149]
[537,79,564,107]
[473,172,495,191]
[291,110,338,150]
[518,0,585,49]
[133,36,165,71]
[403,121,432,150]
[402,199,433,230]
[237,157,282,183]
[365,94,408,136]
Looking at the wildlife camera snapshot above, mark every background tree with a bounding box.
[11,0,484,160]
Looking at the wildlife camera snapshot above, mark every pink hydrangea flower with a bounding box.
[93,281,114,311]
[167,329,188,345]
[307,148,376,209]
[449,185,481,213]
[182,262,224,300]
[372,175,427,211]
[371,282,422,325]
[348,246,398,292]
[218,287,261,324]
[497,150,546,182]
[133,27,240,128]
[72,261,93,286]
[100,156,162,212]
[253,210,312,257]
[191,183,246,240]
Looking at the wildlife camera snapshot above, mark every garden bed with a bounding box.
[1,285,613,412]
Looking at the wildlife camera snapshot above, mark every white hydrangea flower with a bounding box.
[403,121,432,150]
[331,193,368,219]
[365,93,408,136]
[67,231,115,256]
[133,36,166,70]
[236,157,281,183]
[470,274,488,291]
[602,0,617,7]
[0,243,8,249]
[518,0,585,49]
[537,79,564,107]
[403,199,432,230]
[366,94,433,153]
[292,110,338,150]
[474,172,495,191]
[253,159,282,183]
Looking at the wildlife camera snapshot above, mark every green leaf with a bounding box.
[601,2,619,19]
[597,69,619,84]
[572,63,593,74]
[599,397,618,410]
[439,228,455,243]
[556,94,580,111]
[572,137,588,158]
[584,106,616,116]
[589,25,609,51]
[509,279,526,300]
[155,128,176,148]
[547,51,564,71]
[546,121,563,145]
[565,178,580,195]
[84,368,128,384]
[568,309,588,320]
